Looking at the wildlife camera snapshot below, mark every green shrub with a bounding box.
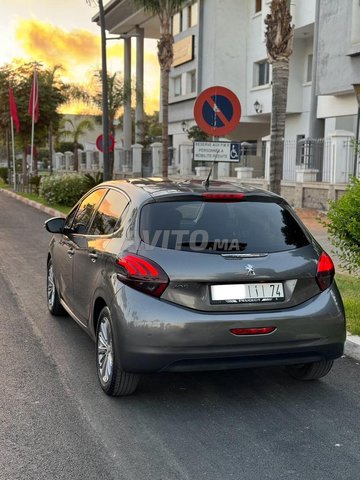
[29,175,42,195]
[39,174,89,206]
[0,167,9,184]
[326,177,360,274]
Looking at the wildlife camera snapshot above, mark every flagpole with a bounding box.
[10,117,16,190]
[30,67,36,175]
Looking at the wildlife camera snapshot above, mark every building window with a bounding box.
[187,70,196,93]
[306,54,313,83]
[174,75,182,97]
[188,2,198,28]
[172,11,183,35]
[255,0,262,13]
[254,60,270,87]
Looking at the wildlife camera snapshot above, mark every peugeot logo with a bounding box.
[245,264,255,276]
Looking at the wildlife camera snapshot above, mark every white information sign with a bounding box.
[193,141,241,163]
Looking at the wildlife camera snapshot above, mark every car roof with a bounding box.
[100,178,281,202]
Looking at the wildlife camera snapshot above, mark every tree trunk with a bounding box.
[161,67,169,179]
[73,142,79,171]
[269,60,289,195]
[157,17,173,180]
[49,123,53,175]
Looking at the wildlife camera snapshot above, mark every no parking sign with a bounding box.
[194,86,241,137]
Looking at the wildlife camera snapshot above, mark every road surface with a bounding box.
[1,191,359,480]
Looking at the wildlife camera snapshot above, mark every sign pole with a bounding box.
[10,117,16,190]
[212,136,218,180]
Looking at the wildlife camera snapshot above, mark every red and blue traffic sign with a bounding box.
[194,86,241,137]
[96,134,115,153]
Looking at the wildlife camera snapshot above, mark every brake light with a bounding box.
[116,254,169,297]
[316,252,335,291]
[230,327,276,336]
[202,193,245,201]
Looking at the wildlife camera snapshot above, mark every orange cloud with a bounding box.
[15,18,159,113]
[16,18,100,74]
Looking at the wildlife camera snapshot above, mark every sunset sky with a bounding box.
[1,0,160,113]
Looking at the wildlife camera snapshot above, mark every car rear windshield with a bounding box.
[139,200,310,253]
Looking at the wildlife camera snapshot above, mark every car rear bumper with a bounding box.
[111,285,346,373]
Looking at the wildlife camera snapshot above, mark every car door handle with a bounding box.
[89,253,98,263]
[67,248,74,258]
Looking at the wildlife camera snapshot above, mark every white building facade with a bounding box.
[167,0,317,153]
[97,0,359,192]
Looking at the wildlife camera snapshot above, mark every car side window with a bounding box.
[72,189,106,234]
[88,189,129,236]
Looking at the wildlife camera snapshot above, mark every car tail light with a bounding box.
[202,193,245,201]
[116,254,169,298]
[230,327,276,336]
[316,252,335,291]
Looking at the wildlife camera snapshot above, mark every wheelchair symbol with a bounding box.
[230,143,239,160]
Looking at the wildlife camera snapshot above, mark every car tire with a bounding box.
[47,259,65,316]
[96,306,140,396]
[285,359,334,381]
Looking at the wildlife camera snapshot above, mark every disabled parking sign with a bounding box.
[194,86,241,137]
[193,141,241,163]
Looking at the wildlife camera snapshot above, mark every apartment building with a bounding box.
[316,0,360,137]
[97,0,359,181]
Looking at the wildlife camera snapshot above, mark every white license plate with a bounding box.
[210,283,284,303]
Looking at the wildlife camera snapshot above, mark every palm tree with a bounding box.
[133,0,187,179]
[58,118,94,171]
[265,0,294,195]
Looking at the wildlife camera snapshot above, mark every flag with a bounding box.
[28,69,39,123]
[9,87,20,133]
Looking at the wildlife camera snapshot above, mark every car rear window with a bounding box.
[140,200,310,253]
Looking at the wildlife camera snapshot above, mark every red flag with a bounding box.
[9,87,20,133]
[28,69,39,123]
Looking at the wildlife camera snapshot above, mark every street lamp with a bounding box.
[253,100,263,114]
[352,83,360,178]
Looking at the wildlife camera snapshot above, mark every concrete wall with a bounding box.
[317,0,360,95]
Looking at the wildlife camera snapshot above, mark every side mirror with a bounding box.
[44,217,66,234]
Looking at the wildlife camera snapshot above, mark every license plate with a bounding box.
[210,283,284,304]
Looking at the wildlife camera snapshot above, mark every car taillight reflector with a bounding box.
[116,254,169,297]
[202,193,245,201]
[316,252,335,291]
[230,327,276,336]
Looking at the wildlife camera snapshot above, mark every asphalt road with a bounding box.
[1,191,360,480]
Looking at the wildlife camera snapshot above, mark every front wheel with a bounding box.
[285,359,334,381]
[47,259,65,316]
[96,306,139,396]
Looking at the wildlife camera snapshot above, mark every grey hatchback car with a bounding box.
[45,179,346,396]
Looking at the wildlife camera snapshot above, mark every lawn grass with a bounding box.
[336,273,360,336]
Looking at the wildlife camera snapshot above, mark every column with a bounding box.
[135,27,144,144]
[328,130,355,184]
[132,143,143,176]
[124,36,132,154]
[151,142,162,176]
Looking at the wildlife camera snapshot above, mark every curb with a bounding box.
[345,334,360,363]
[1,187,360,364]
[0,188,66,218]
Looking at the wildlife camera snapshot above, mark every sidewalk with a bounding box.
[1,187,360,363]
[295,208,341,269]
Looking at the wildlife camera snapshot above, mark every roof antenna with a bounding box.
[202,148,220,190]
[203,163,214,190]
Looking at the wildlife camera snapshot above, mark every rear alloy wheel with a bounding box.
[47,259,65,316]
[286,359,334,381]
[96,306,139,396]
